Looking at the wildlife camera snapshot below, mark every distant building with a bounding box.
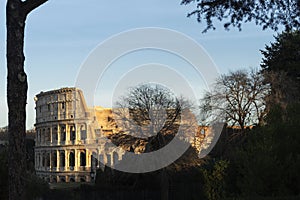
[34,88,123,183]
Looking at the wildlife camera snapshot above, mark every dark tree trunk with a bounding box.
[7,1,28,199]
[6,0,47,199]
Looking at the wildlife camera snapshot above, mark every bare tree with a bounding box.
[113,84,188,147]
[6,0,47,199]
[200,69,270,130]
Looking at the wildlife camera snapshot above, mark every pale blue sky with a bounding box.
[0,0,278,128]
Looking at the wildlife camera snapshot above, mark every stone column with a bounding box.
[57,124,61,144]
[57,150,60,171]
[65,150,69,171]
[86,149,91,168]
[41,129,44,145]
[65,124,69,144]
[49,151,52,170]
[50,126,53,144]
[76,124,80,143]
[75,149,80,171]
[75,149,78,171]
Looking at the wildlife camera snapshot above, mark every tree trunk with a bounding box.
[6,1,28,199]
[6,1,47,198]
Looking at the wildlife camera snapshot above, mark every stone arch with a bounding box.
[60,176,66,182]
[46,128,51,142]
[60,151,65,167]
[60,125,66,141]
[80,151,86,167]
[42,128,45,144]
[70,124,76,141]
[69,151,75,169]
[51,151,57,168]
[42,152,45,167]
[52,126,58,142]
[46,152,50,167]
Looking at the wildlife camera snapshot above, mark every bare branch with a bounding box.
[200,68,270,129]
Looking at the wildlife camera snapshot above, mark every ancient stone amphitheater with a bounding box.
[34,87,123,183]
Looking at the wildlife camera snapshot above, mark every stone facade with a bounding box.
[34,88,123,183]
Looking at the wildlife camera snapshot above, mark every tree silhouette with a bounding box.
[261,30,300,106]
[6,0,47,199]
[200,69,270,130]
[181,0,300,32]
[113,84,198,151]
[114,84,181,142]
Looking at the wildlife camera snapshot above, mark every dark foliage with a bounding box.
[261,30,300,106]
[181,0,300,32]
[231,103,300,197]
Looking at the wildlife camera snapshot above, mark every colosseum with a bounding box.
[34,87,124,183]
[34,87,208,183]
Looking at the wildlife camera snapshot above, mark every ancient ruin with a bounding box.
[34,88,123,183]
[34,87,207,183]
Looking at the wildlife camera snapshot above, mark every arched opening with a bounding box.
[70,125,76,141]
[60,177,66,182]
[60,125,66,141]
[69,151,75,170]
[42,153,45,167]
[52,126,58,141]
[42,129,45,143]
[80,151,86,167]
[46,152,50,167]
[69,177,75,182]
[60,151,65,167]
[45,128,51,142]
[51,151,57,168]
